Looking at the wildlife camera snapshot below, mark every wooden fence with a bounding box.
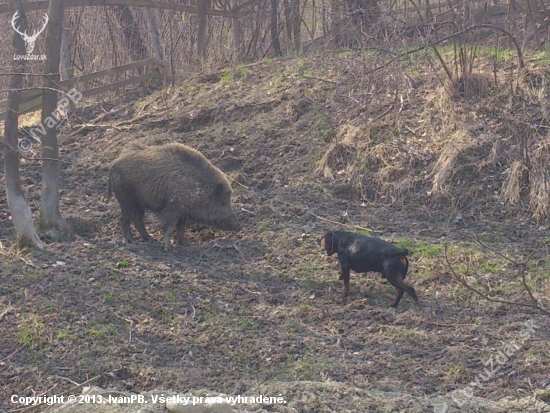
[0,58,167,120]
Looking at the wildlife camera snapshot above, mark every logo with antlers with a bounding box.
[11,11,49,54]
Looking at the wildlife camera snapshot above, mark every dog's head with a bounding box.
[320,231,338,256]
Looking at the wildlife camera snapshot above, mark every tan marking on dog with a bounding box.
[348,241,361,254]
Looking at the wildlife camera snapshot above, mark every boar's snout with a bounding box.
[222,216,241,232]
[213,211,241,231]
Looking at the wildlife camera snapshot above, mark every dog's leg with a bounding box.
[384,257,419,307]
[387,276,419,307]
[390,288,405,308]
[341,266,350,298]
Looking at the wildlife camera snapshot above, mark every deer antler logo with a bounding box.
[11,11,49,54]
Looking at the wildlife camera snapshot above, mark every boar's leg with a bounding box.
[133,206,152,242]
[119,197,136,243]
[158,209,181,252]
[176,216,186,245]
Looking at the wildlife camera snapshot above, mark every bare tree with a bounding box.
[4,0,44,249]
[113,5,148,72]
[271,0,282,55]
[39,0,71,236]
[291,0,301,51]
[197,0,211,58]
[281,0,302,52]
[283,0,292,51]
[145,8,164,60]
[331,0,381,46]
[346,0,380,28]
[232,0,245,62]
[60,9,73,81]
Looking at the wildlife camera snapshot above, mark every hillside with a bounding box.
[1,51,550,412]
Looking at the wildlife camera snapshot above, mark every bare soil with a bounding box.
[1,53,549,413]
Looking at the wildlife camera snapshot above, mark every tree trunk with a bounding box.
[232,0,244,62]
[291,0,301,52]
[271,0,282,56]
[345,0,380,32]
[145,8,164,60]
[113,5,148,73]
[59,8,73,81]
[40,0,71,237]
[283,0,292,52]
[197,0,211,59]
[330,0,343,46]
[4,0,44,249]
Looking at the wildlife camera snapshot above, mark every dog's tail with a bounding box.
[380,247,409,257]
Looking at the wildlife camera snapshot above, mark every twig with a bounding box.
[301,75,338,85]
[467,235,543,309]
[371,104,394,122]
[18,256,37,267]
[1,345,24,362]
[71,123,126,135]
[59,376,80,386]
[11,374,103,412]
[212,242,243,261]
[112,311,133,346]
[229,176,248,189]
[311,213,373,233]
[0,141,70,164]
[348,24,525,81]
[443,244,549,315]
[467,234,520,266]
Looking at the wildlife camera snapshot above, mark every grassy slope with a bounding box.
[1,51,549,411]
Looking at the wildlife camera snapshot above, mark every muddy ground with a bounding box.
[1,54,550,412]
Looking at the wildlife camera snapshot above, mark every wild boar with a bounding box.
[108,142,241,251]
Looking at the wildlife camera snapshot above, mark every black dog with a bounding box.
[321,230,419,308]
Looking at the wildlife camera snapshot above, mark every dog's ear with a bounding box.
[323,231,337,254]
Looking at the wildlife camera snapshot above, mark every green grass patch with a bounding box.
[289,353,331,381]
[15,314,44,347]
[102,292,116,303]
[446,363,470,384]
[395,239,444,258]
[221,69,233,85]
[55,328,77,341]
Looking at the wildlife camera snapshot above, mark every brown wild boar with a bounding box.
[108,142,241,251]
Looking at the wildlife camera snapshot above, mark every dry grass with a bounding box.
[312,53,550,222]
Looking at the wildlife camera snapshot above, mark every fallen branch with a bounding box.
[11,374,103,412]
[444,244,549,315]
[311,213,373,233]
